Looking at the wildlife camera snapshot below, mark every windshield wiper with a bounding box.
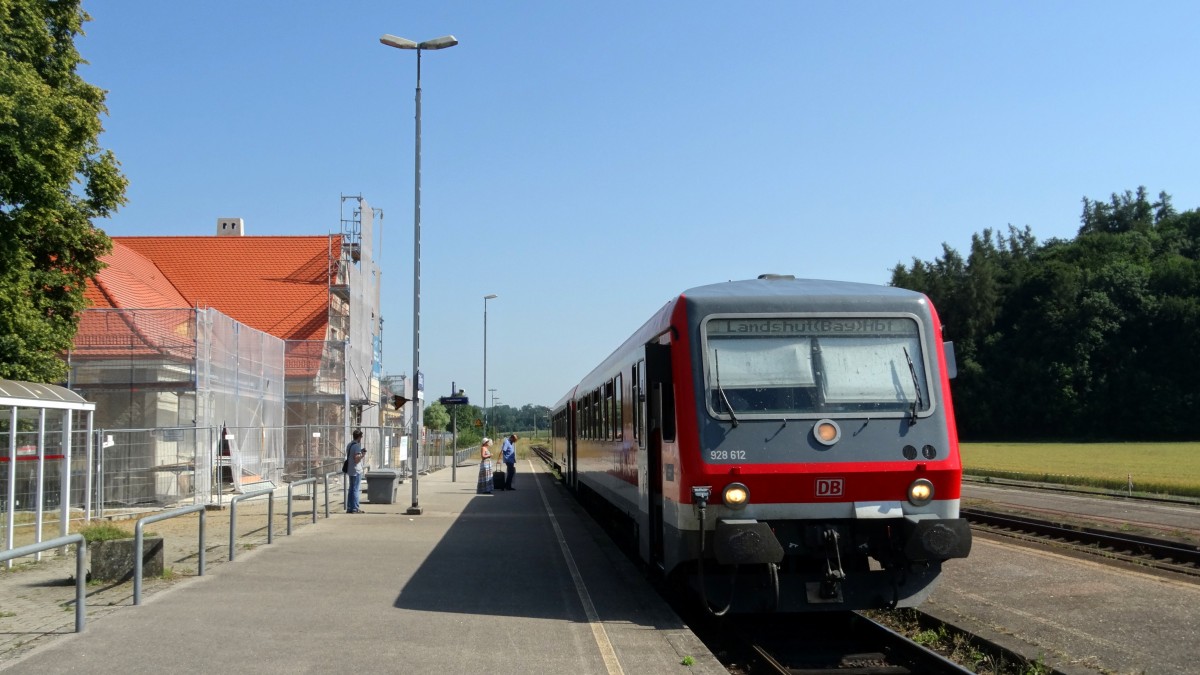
[903,346,923,426]
[713,350,739,428]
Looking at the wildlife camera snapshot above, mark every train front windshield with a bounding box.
[703,316,931,417]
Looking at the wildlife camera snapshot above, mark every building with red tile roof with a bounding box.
[67,200,387,505]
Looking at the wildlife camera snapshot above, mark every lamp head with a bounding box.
[380,34,459,51]
[420,35,458,50]
[379,34,418,50]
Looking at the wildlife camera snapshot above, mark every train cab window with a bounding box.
[703,316,930,418]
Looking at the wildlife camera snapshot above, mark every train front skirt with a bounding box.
[684,516,972,613]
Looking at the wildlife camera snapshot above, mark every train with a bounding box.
[549,275,971,613]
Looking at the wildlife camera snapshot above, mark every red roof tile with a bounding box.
[107,236,339,342]
[86,241,189,310]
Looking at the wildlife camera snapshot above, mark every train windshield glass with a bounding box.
[704,316,930,416]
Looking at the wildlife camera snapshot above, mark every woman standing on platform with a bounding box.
[476,437,495,494]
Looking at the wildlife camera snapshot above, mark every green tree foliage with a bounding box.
[892,188,1200,441]
[0,0,125,382]
[424,401,551,445]
[423,401,450,432]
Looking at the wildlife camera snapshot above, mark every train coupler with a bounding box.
[808,528,846,602]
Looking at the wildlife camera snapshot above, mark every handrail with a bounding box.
[0,534,86,632]
[134,504,207,605]
[229,488,274,561]
[287,478,318,535]
[323,471,342,518]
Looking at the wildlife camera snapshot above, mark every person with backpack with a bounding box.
[344,429,366,513]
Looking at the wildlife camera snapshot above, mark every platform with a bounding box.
[2,459,725,674]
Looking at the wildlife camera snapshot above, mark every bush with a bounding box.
[76,522,134,543]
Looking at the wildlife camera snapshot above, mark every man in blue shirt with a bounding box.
[500,433,518,490]
[345,430,365,513]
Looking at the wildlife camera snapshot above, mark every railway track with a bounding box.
[694,611,974,674]
[963,507,1200,577]
[532,448,1048,673]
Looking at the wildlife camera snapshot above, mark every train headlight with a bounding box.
[722,482,749,509]
[813,419,841,446]
[908,478,934,507]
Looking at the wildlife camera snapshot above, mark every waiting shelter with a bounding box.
[1,379,95,566]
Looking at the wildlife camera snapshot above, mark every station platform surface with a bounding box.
[2,459,726,674]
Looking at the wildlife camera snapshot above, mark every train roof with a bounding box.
[553,276,929,409]
[683,275,921,302]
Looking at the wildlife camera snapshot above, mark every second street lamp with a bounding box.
[483,293,497,439]
[380,32,458,515]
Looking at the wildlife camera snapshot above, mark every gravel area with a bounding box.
[0,491,329,666]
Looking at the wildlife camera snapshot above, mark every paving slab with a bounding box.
[1,460,724,674]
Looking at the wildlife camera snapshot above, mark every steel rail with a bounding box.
[964,507,1200,576]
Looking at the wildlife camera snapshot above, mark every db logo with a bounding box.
[815,478,844,498]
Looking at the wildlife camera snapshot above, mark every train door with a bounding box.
[644,342,674,571]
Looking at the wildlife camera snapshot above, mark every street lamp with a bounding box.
[483,294,497,439]
[380,32,458,516]
[489,388,498,436]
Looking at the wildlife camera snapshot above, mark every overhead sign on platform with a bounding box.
[439,396,469,406]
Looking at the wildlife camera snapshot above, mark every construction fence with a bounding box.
[2,424,459,552]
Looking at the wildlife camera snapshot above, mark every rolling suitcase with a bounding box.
[493,468,505,491]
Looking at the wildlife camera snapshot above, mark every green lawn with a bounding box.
[961,442,1200,498]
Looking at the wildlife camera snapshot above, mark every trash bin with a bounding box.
[365,469,400,504]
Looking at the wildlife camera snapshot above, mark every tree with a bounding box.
[423,401,450,431]
[0,0,126,382]
[893,187,1200,441]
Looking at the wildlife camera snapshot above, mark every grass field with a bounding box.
[961,442,1200,498]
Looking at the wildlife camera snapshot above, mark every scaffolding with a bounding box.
[68,308,284,506]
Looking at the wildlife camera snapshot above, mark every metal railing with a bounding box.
[134,504,207,605]
[286,478,317,535]
[322,471,342,518]
[228,488,274,561]
[0,534,86,632]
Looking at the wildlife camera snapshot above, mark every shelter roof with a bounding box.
[0,379,94,410]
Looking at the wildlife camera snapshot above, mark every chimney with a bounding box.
[216,218,245,236]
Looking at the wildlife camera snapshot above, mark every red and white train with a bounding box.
[550,275,971,613]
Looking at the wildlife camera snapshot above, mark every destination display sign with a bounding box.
[706,317,917,337]
[439,396,469,406]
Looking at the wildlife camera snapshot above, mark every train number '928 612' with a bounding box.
[550,275,971,614]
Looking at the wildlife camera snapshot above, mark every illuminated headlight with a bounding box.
[813,419,841,446]
[722,482,749,509]
[908,478,934,507]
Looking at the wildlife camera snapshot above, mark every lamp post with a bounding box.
[489,389,498,437]
[483,294,497,440]
[380,32,458,516]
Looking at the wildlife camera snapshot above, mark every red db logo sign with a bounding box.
[816,478,844,498]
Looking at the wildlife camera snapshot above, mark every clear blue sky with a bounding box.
[79,1,1200,409]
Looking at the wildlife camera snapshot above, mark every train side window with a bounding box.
[614,373,623,440]
[603,381,612,440]
[579,404,584,440]
[592,389,600,439]
[631,362,641,441]
[645,343,676,443]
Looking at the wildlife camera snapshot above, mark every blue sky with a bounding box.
[79,1,1200,409]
